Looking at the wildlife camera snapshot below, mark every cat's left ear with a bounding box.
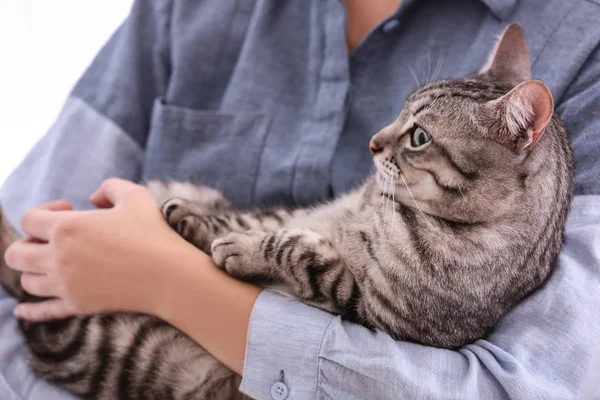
[478,23,531,85]
[488,79,554,149]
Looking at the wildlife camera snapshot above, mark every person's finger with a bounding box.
[37,199,73,212]
[88,188,114,209]
[89,178,141,209]
[4,239,51,273]
[23,236,45,244]
[19,200,73,239]
[20,272,56,298]
[14,299,78,321]
[20,209,63,240]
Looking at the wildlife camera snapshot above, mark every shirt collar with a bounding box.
[480,0,519,20]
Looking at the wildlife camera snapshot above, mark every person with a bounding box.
[1,0,599,399]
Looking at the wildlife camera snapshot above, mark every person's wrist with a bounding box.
[137,234,262,373]
[138,237,214,318]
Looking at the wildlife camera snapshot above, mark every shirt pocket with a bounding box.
[143,99,271,207]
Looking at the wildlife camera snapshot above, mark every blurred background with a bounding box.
[0,0,133,185]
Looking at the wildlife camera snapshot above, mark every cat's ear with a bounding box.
[478,23,531,85]
[488,79,554,149]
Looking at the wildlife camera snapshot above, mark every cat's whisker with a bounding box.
[422,56,429,86]
[427,50,432,84]
[375,175,391,224]
[391,176,397,226]
[408,65,420,88]
[387,175,394,226]
[383,176,390,224]
[458,185,466,200]
[432,50,445,82]
[374,174,389,216]
[384,174,394,226]
[432,53,440,82]
[428,95,441,110]
[399,173,435,230]
[383,175,390,226]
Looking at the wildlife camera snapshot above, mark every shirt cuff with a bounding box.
[240,290,335,399]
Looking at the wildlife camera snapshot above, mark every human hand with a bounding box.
[4,178,211,321]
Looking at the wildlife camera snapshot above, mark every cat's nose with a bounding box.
[369,139,383,155]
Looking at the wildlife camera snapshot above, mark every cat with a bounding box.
[0,23,573,400]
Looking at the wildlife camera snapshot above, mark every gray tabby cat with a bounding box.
[0,24,573,400]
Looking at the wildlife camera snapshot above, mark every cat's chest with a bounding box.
[333,212,414,272]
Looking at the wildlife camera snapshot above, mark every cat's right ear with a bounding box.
[488,79,554,149]
[477,23,531,85]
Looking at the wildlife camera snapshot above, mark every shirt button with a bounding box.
[382,18,400,32]
[270,382,289,400]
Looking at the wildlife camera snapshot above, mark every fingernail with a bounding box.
[13,307,22,318]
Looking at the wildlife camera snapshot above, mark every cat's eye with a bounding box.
[411,127,432,148]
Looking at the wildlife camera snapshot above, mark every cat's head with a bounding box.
[371,23,555,223]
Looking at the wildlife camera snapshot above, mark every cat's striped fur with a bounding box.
[0,183,249,400]
[0,24,573,399]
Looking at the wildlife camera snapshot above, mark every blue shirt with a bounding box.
[1,0,599,399]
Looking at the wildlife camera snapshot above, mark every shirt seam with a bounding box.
[249,116,273,205]
[239,291,261,394]
[316,356,400,394]
[290,150,302,205]
[315,386,334,399]
[584,0,600,6]
[314,316,336,398]
[0,372,23,400]
[556,40,600,105]
[70,95,144,155]
[531,0,584,68]
[162,0,174,93]
[215,0,241,102]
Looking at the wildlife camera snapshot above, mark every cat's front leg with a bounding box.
[161,198,222,253]
[162,198,303,254]
[211,229,356,314]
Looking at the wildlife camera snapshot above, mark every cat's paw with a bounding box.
[211,231,267,280]
[161,197,210,249]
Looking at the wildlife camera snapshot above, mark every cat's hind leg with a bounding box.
[145,181,233,213]
[0,203,24,299]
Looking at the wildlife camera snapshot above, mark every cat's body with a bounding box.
[0,24,573,400]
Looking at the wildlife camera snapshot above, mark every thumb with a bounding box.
[89,178,140,209]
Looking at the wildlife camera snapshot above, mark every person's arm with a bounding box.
[0,0,171,227]
[5,177,262,378]
[152,246,262,375]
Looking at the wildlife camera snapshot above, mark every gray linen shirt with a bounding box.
[1,1,599,399]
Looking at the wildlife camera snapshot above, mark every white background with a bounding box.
[0,0,134,185]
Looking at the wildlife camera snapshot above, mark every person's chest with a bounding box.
[142,0,600,208]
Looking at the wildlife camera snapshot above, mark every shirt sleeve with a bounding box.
[241,196,600,400]
[0,0,172,229]
[240,46,600,400]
